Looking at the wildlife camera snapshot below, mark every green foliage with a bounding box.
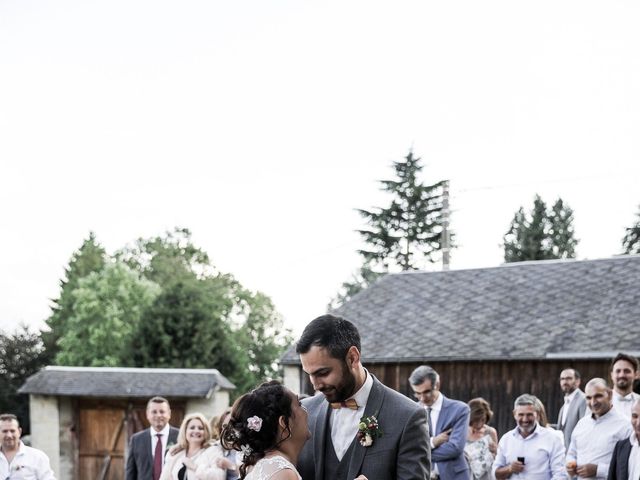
[622,206,640,254]
[45,227,289,396]
[55,262,161,366]
[0,325,48,433]
[332,150,449,309]
[503,195,578,262]
[357,150,447,271]
[42,232,106,360]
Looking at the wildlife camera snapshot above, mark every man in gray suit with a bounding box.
[296,314,431,480]
[557,368,587,449]
[125,397,179,480]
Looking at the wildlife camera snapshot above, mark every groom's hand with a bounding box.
[354,476,368,480]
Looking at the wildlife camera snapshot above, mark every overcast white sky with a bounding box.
[1,1,639,337]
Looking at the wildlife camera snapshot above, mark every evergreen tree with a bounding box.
[0,325,47,433]
[622,206,640,254]
[42,232,106,360]
[357,150,447,271]
[331,150,449,308]
[503,195,578,262]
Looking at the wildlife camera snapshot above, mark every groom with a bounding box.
[296,314,431,480]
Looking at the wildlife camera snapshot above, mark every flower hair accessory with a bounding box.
[357,414,383,447]
[247,415,263,432]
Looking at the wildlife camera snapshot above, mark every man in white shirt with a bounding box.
[607,399,640,480]
[493,394,565,480]
[567,378,632,480]
[557,368,587,449]
[0,413,56,480]
[610,353,640,420]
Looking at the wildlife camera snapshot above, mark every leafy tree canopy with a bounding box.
[0,325,48,433]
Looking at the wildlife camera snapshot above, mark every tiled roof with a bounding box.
[18,366,235,397]
[281,256,640,364]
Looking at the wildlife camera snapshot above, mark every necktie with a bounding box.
[330,398,358,410]
[153,433,163,480]
[427,407,434,437]
[561,396,571,426]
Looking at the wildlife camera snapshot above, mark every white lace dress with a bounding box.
[244,455,301,480]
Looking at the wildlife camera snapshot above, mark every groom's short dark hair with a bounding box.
[296,314,361,359]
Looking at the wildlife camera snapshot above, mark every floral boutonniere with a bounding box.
[357,414,383,447]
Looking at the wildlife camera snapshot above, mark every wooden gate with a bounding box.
[77,399,186,480]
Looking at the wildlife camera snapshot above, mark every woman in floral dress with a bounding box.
[465,398,498,480]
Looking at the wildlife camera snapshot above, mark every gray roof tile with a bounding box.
[281,256,640,363]
[18,366,235,397]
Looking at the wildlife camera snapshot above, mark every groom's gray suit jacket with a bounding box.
[297,375,431,480]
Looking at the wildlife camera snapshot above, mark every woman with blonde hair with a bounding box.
[160,413,226,480]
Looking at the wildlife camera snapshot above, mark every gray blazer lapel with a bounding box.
[314,402,330,480]
[347,376,386,480]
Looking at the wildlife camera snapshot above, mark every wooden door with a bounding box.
[78,406,126,480]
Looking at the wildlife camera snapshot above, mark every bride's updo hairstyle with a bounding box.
[221,381,294,479]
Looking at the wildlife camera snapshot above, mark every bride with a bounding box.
[220,381,310,480]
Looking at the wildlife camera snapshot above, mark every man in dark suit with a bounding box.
[409,366,470,480]
[557,368,587,449]
[296,314,431,480]
[125,397,179,480]
[608,399,640,480]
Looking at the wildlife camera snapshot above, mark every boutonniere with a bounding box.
[357,414,383,447]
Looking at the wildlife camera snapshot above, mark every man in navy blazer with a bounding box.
[608,399,640,480]
[409,366,470,480]
[125,397,179,480]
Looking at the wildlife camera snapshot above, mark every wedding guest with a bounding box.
[160,413,225,480]
[567,378,632,480]
[465,398,498,480]
[220,381,311,480]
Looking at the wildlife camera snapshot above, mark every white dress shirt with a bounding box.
[330,370,374,461]
[567,408,633,479]
[628,434,640,480]
[150,423,172,463]
[492,423,566,480]
[612,391,640,420]
[426,392,444,475]
[0,441,56,480]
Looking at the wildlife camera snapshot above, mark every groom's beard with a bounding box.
[321,362,356,403]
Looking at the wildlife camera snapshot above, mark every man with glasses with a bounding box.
[409,366,470,480]
[0,413,55,479]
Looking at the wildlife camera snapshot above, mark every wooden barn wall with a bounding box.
[300,359,611,436]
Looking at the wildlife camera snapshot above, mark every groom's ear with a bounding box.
[345,345,361,368]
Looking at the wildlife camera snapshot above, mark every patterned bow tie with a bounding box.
[330,399,359,410]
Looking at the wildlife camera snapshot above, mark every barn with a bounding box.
[281,255,640,435]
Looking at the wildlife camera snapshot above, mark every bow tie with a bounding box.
[618,395,634,402]
[330,399,359,410]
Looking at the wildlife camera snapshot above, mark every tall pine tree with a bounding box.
[503,195,578,262]
[331,150,449,307]
[622,205,640,254]
[42,232,106,361]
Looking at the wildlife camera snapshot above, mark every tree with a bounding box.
[331,150,449,308]
[55,262,161,366]
[0,325,48,433]
[622,206,640,254]
[503,195,578,262]
[357,150,447,271]
[42,232,106,360]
